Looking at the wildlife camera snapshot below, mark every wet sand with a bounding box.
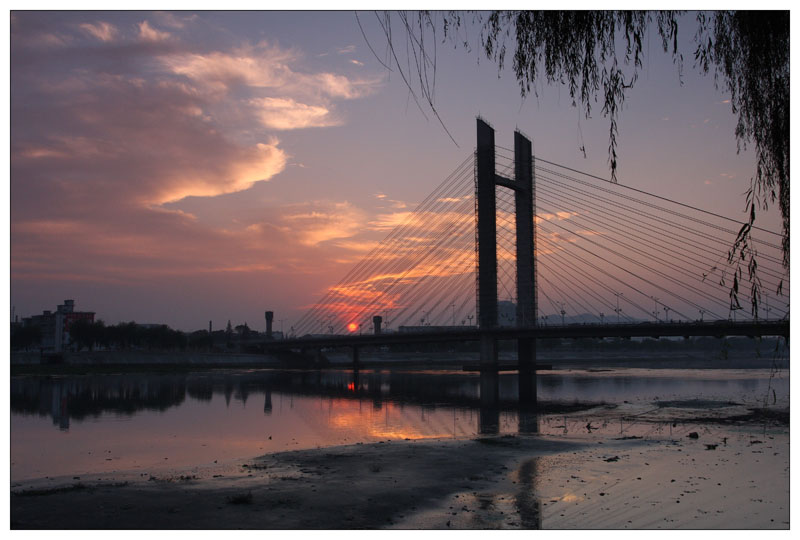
[11,404,788,529]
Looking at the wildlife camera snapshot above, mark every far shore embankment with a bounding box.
[11,344,786,374]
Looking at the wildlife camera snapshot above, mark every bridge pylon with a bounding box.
[476,118,538,404]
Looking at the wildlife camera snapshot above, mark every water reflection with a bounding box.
[12,374,188,431]
[11,368,788,430]
[10,367,788,482]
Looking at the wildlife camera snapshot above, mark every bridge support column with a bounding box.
[352,346,361,372]
[514,129,537,404]
[479,333,499,403]
[477,118,499,378]
[518,338,537,404]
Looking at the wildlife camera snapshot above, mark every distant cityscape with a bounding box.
[10,299,284,353]
[11,297,711,355]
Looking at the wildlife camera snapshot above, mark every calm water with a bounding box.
[10,367,789,482]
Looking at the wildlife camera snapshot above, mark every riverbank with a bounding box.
[11,345,788,376]
[11,404,789,529]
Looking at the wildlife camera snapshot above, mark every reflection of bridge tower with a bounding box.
[476,118,537,404]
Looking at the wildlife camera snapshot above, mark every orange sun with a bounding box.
[347,322,358,332]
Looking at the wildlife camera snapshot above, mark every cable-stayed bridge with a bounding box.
[265,118,789,401]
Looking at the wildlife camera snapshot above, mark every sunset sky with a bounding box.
[8,9,782,332]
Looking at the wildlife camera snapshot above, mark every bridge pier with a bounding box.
[352,346,361,372]
[518,338,537,404]
[479,333,499,404]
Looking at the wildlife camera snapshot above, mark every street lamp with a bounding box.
[614,292,623,324]
[650,297,660,322]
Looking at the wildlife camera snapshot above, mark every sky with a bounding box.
[8,9,787,332]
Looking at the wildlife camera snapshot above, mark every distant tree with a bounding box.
[11,324,41,350]
[106,321,140,350]
[188,329,212,350]
[225,320,234,348]
[138,324,187,351]
[69,319,105,351]
[69,319,91,351]
[235,323,252,339]
[363,10,788,313]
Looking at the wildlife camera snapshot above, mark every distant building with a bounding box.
[22,299,94,352]
[24,310,57,349]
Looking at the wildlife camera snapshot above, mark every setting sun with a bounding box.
[347,322,358,332]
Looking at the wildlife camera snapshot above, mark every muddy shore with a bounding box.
[11,405,789,529]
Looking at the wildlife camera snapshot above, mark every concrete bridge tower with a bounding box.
[476,118,537,404]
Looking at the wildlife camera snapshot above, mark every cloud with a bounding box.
[315,72,377,99]
[350,59,364,66]
[282,201,367,246]
[161,45,295,91]
[154,12,198,29]
[19,32,73,48]
[12,69,289,208]
[368,211,415,231]
[138,20,171,42]
[80,21,118,42]
[250,97,338,130]
[337,45,356,54]
[160,43,382,105]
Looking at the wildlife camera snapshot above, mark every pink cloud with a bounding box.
[80,21,118,42]
[250,97,338,130]
[138,20,171,42]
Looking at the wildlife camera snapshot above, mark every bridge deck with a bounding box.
[264,320,788,350]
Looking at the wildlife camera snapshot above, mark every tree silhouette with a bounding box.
[69,319,106,351]
[10,324,41,350]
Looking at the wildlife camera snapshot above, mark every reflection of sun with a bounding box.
[347,322,357,332]
[318,399,455,441]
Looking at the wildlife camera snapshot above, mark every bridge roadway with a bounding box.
[264,320,789,351]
